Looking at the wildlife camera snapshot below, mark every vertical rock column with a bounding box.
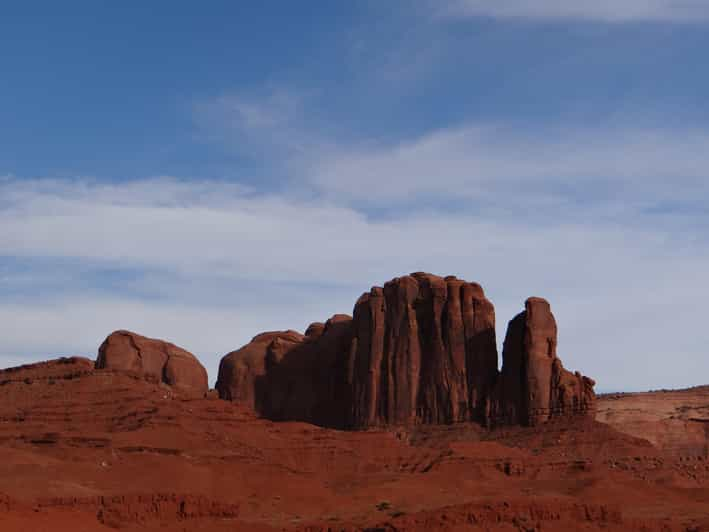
[414,273,460,424]
[461,282,498,424]
[496,297,595,426]
[348,287,388,427]
[522,297,558,425]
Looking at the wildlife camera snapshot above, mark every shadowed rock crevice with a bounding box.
[216,273,596,429]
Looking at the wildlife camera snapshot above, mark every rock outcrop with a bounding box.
[0,357,94,384]
[493,297,596,426]
[346,273,498,428]
[216,273,596,429]
[96,330,208,397]
[216,315,353,428]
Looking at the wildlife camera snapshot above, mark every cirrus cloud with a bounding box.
[441,0,709,22]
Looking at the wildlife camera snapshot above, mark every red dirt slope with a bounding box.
[1,357,708,531]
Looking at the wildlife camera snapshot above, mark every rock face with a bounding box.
[494,298,596,426]
[346,273,498,428]
[216,316,352,428]
[96,330,208,397]
[216,273,596,429]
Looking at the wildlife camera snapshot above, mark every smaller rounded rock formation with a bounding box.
[96,330,208,397]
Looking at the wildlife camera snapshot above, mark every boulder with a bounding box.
[96,330,208,397]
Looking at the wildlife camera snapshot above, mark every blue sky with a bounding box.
[2,1,709,391]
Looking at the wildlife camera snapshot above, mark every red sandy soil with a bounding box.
[1,357,708,531]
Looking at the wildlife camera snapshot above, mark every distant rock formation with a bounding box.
[597,385,709,456]
[216,273,596,429]
[96,330,208,397]
[0,356,94,384]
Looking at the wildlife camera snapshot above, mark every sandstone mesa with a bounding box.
[216,272,596,429]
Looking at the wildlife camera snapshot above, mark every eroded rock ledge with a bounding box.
[216,273,596,429]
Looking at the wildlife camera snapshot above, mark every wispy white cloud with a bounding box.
[3,93,709,391]
[1,173,709,390]
[192,89,327,161]
[3,174,703,286]
[194,94,709,214]
[308,125,709,209]
[441,0,709,22]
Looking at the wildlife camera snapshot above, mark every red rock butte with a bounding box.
[216,273,596,429]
